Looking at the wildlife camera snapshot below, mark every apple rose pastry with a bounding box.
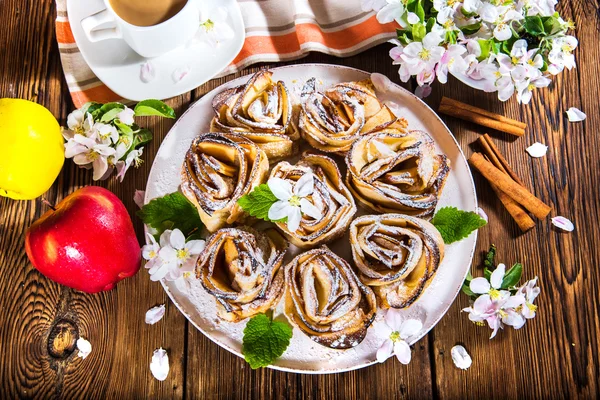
[284,246,377,349]
[349,214,444,309]
[196,227,288,322]
[210,70,296,160]
[346,130,450,219]
[268,153,357,248]
[297,78,408,154]
[181,132,269,232]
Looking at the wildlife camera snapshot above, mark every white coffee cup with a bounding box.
[81,0,200,58]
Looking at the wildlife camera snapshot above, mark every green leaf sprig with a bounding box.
[137,191,203,239]
[461,245,524,300]
[242,313,293,369]
[431,206,487,244]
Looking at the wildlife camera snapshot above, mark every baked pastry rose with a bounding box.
[181,132,269,232]
[196,227,288,322]
[268,152,357,248]
[345,130,450,219]
[284,246,377,349]
[296,78,408,154]
[210,70,297,160]
[349,214,444,309]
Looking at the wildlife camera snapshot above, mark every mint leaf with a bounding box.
[431,207,487,244]
[137,191,202,238]
[134,100,176,119]
[237,184,279,221]
[501,263,523,289]
[242,314,292,369]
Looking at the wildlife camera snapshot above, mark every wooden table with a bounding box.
[1,1,599,398]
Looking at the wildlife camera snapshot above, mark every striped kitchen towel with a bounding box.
[55,0,398,107]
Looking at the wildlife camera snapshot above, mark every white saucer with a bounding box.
[66,0,244,101]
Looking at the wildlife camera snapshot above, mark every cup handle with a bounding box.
[81,9,122,42]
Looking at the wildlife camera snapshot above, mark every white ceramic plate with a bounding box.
[144,64,478,373]
[66,0,244,101]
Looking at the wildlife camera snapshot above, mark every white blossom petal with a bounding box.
[169,229,186,250]
[376,339,394,362]
[525,142,548,158]
[407,12,420,24]
[399,319,423,339]
[476,207,488,223]
[470,277,491,294]
[384,308,403,331]
[300,198,322,220]
[566,107,586,122]
[268,200,294,221]
[451,345,472,370]
[394,340,412,364]
[551,216,574,232]
[287,206,302,232]
[185,240,206,254]
[490,263,505,289]
[117,107,135,125]
[150,348,169,381]
[76,337,92,359]
[172,65,191,83]
[415,84,432,98]
[294,173,315,197]
[268,178,293,201]
[140,61,156,83]
[134,190,145,209]
[145,304,166,325]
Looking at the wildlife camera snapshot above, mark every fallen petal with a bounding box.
[140,61,156,83]
[415,84,432,99]
[451,345,472,370]
[76,337,92,359]
[145,304,166,325]
[150,348,169,381]
[525,142,548,158]
[551,216,574,232]
[566,107,586,122]
[134,190,145,209]
[172,65,191,83]
[476,207,488,223]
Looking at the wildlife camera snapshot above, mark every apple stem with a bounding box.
[41,198,56,211]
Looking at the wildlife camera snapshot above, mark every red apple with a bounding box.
[25,186,141,293]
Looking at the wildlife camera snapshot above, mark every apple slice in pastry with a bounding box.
[210,70,296,160]
[284,246,377,349]
[349,214,444,309]
[296,78,408,154]
[181,132,269,233]
[346,130,450,219]
[196,227,288,322]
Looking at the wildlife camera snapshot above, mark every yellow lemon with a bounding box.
[0,99,65,200]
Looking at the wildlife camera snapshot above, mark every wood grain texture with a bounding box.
[0,0,599,398]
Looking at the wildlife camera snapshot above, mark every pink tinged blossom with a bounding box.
[134,190,145,209]
[375,309,423,364]
[415,84,432,99]
[172,65,191,83]
[140,61,156,83]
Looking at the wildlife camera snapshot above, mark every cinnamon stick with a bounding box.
[469,152,551,219]
[477,135,535,231]
[439,97,526,137]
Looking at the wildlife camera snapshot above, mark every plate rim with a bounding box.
[65,0,245,101]
[144,63,478,374]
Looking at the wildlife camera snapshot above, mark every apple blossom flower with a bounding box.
[463,292,524,338]
[192,7,234,48]
[65,133,116,181]
[64,109,94,139]
[267,173,322,232]
[548,35,578,74]
[116,148,143,182]
[436,44,468,84]
[94,122,119,145]
[479,4,523,41]
[517,277,540,319]
[150,348,169,381]
[400,32,445,85]
[516,70,551,104]
[375,309,422,364]
[143,229,205,282]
